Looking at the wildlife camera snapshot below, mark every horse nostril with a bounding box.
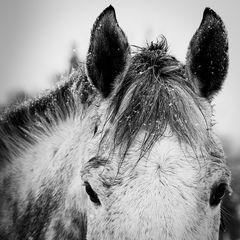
[84,181,101,206]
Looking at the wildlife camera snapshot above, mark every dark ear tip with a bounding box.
[106,5,115,12]
[100,5,116,19]
[90,5,117,44]
[203,7,222,21]
[203,7,215,15]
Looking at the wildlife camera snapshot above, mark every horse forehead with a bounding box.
[116,133,213,185]
[105,131,228,193]
[135,136,202,173]
[149,136,195,163]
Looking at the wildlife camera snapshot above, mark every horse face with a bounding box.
[82,6,231,240]
[82,136,230,240]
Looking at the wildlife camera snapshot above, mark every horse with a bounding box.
[0,5,231,240]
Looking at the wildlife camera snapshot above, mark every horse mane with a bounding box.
[0,64,96,163]
[109,37,210,159]
[0,37,211,164]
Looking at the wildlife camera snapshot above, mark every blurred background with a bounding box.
[0,0,239,238]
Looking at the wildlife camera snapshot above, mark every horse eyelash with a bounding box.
[220,209,226,232]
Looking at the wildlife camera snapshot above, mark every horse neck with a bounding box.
[0,74,96,205]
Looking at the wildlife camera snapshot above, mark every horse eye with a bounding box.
[210,183,228,207]
[84,181,101,206]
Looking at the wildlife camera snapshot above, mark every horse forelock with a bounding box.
[0,38,217,167]
[108,37,213,161]
[0,65,97,163]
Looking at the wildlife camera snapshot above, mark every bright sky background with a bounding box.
[0,0,239,152]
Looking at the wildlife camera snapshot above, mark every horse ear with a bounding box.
[86,5,130,98]
[186,8,229,99]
